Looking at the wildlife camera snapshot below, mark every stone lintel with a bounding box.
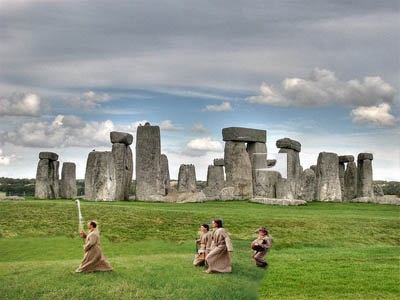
[276,138,301,152]
[39,152,59,161]
[222,127,266,143]
[338,155,354,163]
[357,153,373,161]
[110,131,133,145]
[213,158,225,166]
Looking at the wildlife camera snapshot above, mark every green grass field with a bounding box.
[0,200,399,299]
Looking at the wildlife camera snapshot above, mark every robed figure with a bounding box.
[75,220,113,273]
[204,219,233,273]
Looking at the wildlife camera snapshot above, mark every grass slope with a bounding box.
[0,200,399,299]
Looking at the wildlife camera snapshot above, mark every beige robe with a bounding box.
[193,231,212,266]
[75,228,113,273]
[206,227,233,272]
[252,235,271,267]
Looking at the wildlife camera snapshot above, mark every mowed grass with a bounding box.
[0,200,399,300]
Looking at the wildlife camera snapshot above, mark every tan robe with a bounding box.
[75,228,113,273]
[252,235,271,267]
[193,231,211,266]
[206,227,233,272]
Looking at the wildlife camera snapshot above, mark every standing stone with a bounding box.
[60,162,77,199]
[338,155,354,200]
[177,164,197,192]
[35,152,59,199]
[357,153,374,198]
[111,142,133,201]
[160,154,171,195]
[275,138,302,199]
[204,165,225,200]
[135,123,164,200]
[297,168,316,202]
[315,152,342,201]
[254,170,281,198]
[224,141,253,199]
[84,151,113,201]
[344,161,358,200]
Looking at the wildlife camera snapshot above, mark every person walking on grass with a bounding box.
[75,220,113,273]
[193,223,212,267]
[251,227,271,268]
[203,219,233,274]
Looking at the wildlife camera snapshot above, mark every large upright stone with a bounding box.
[222,127,266,143]
[160,154,170,195]
[224,141,253,199]
[339,155,354,200]
[204,165,225,200]
[135,123,164,200]
[276,138,302,199]
[35,152,59,199]
[315,152,342,201]
[297,168,316,202]
[344,161,358,200]
[177,164,197,192]
[254,170,281,198]
[60,162,77,199]
[111,143,133,200]
[84,151,113,201]
[357,153,374,198]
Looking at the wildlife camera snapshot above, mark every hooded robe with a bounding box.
[206,227,233,272]
[75,228,113,273]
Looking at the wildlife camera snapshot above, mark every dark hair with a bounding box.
[201,223,209,231]
[213,219,223,228]
[90,221,97,228]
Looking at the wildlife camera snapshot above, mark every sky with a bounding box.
[0,0,399,181]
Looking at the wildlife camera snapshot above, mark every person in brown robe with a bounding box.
[204,219,233,273]
[75,220,113,273]
[251,227,271,268]
[193,223,212,266]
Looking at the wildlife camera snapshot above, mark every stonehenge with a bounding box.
[35,124,389,205]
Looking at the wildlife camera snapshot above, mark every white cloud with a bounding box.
[0,92,41,117]
[67,91,111,110]
[205,101,233,111]
[190,124,209,134]
[183,137,223,156]
[160,120,179,131]
[4,115,114,147]
[246,68,397,107]
[0,149,15,165]
[351,103,397,127]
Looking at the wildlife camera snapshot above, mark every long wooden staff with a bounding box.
[75,199,85,233]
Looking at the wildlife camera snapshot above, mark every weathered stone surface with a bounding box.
[251,197,307,206]
[175,191,206,203]
[344,161,357,200]
[267,159,277,167]
[310,165,317,172]
[315,152,342,201]
[160,154,170,195]
[213,158,225,166]
[373,183,384,197]
[339,162,345,200]
[135,124,164,200]
[219,187,235,201]
[339,155,354,163]
[35,157,59,199]
[297,168,316,202]
[276,178,294,199]
[111,143,133,200]
[39,152,59,161]
[204,165,225,200]
[224,141,253,200]
[222,127,266,143]
[350,196,400,205]
[60,162,77,199]
[357,156,374,198]
[110,131,133,145]
[177,164,197,192]
[276,138,301,152]
[253,170,281,198]
[84,151,113,201]
[248,142,268,170]
[358,153,373,161]
[276,147,302,199]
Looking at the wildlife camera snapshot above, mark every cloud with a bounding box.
[0,92,41,117]
[205,101,233,111]
[160,120,179,131]
[0,149,15,165]
[190,124,209,134]
[246,68,397,107]
[3,115,114,147]
[351,103,397,127]
[67,91,111,110]
[183,137,223,156]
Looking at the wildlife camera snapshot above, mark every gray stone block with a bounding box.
[39,152,59,161]
[338,155,354,163]
[222,127,266,143]
[357,153,373,161]
[276,138,301,152]
[213,158,225,166]
[110,131,133,145]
